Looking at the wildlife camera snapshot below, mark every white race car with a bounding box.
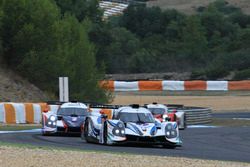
[146,103,186,130]
[82,104,182,148]
[42,102,89,135]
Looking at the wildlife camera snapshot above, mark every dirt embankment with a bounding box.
[0,146,249,167]
[0,67,49,102]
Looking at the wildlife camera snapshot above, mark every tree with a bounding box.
[1,0,60,66]
[55,0,102,23]
[180,16,208,63]
[0,8,3,60]
[105,27,140,73]
[1,0,110,102]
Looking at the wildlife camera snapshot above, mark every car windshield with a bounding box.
[118,112,155,123]
[57,108,88,116]
[148,108,165,115]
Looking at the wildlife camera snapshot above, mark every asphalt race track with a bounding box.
[213,112,250,119]
[1,113,250,163]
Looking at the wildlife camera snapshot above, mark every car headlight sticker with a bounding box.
[111,122,125,137]
[165,123,177,139]
[46,115,57,128]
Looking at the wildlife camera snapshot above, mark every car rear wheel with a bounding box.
[163,144,176,149]
[42,131,48,136]
[103,121,108,145]
[83,119,90,142]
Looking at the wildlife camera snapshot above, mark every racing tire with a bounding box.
[42,131,48,136]
[103,121,108,145]
[163,144,176,149]
[83,119,90,143]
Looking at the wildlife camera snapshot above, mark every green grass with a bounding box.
[0,125,41,131]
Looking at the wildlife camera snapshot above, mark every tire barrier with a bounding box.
[100,80,250,91]
[177,107,212,125]
[0,103,59,124]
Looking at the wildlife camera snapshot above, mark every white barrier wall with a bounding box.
[207,81,228,91]
[12,103,26,124]
[101,80,250,91]
[0,103,59,124]
[162,81,185,91]
[114,81,139,91]
[33,103,43,124]
[0,103,5,123]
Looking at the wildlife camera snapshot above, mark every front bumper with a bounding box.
[57,127,82,133]
[42,126,82,134]
[115,135,182,146]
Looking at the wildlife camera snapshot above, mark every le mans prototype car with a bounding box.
[146,103,186,130]
[42,102,89,135]
[82,104,182,148]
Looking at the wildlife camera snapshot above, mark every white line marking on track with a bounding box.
[233,118,250,121]
[187,125,217,128]
[0,129,41,134]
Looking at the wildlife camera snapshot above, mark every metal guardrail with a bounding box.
[177,107,212,125]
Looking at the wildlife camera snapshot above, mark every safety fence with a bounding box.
[100,80,250,91]
[178,107,212,125]
[0,103,59,124]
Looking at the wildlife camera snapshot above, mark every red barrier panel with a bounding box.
[228,81,250,90]
[138,81,162,91]
[184,81,207,90]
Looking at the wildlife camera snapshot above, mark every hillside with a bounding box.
[1,0,250,103]
[0,66,50,102]
[147,0,250,15]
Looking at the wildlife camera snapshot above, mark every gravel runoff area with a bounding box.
[0,146,249,167]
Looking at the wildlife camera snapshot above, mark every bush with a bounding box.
[190,70,207,80]
[233,69,250,80]
[205,67,229,80]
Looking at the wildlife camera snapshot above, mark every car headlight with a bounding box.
[115,129,120,134]
[167,124,172,130]
[50,115,56,121]
[171,131,176,136]
[46,115,57,128]
[163,115,168,120]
